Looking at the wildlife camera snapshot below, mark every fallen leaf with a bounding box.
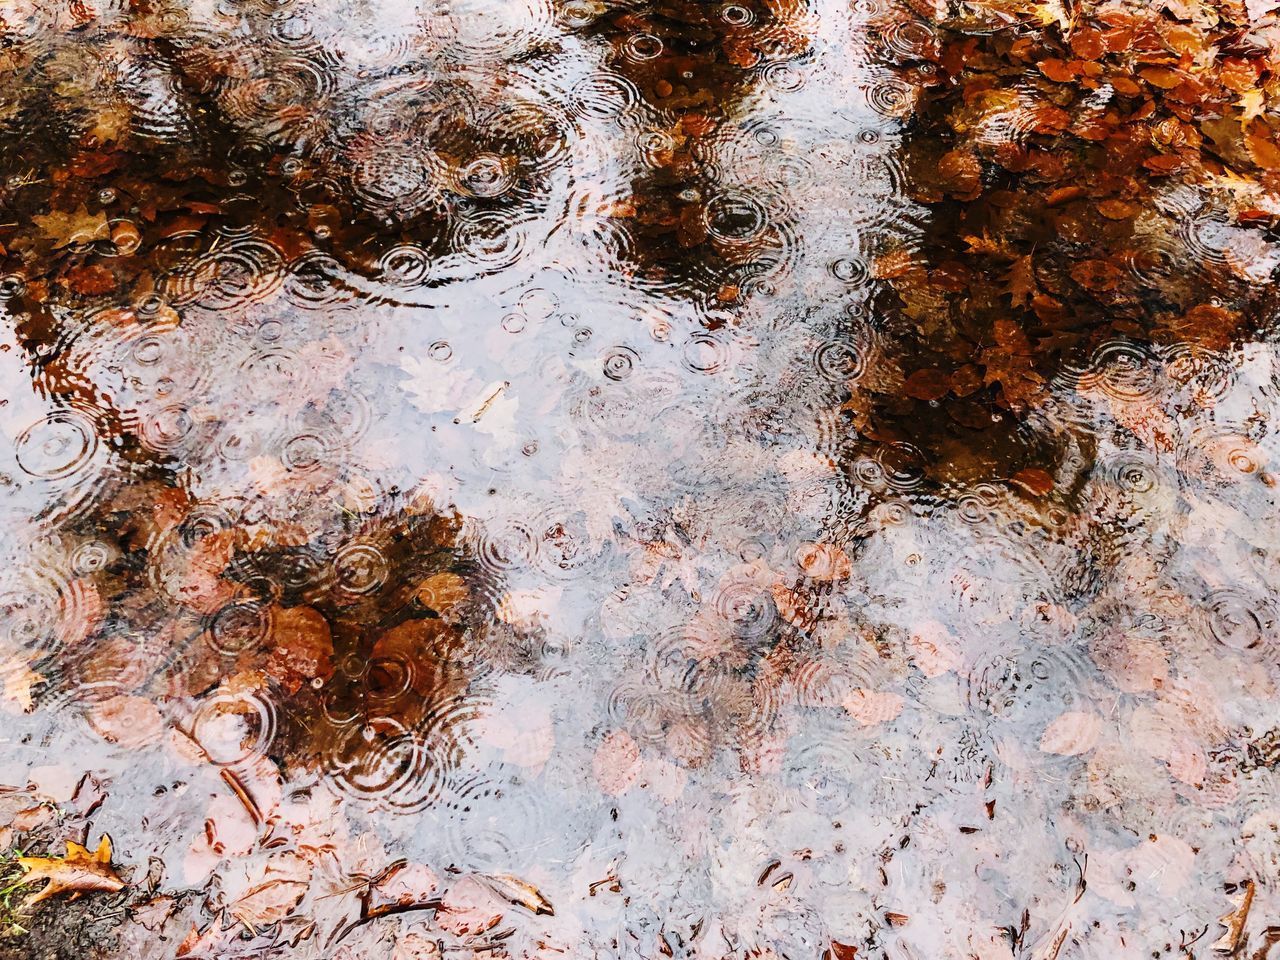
[1212,879,1254,954]
[1039,711,1101,756]
[593,730,641,795]
[842,688,903,726]
[32,205,110,249]
[231,877,307,927]
[796,542,852,580]
[435,876,503,937]
[1011,467,1054,496]
[415,571,469,615]
[477,873,555,916]
[369,861,440,914]
[17,835,125,904]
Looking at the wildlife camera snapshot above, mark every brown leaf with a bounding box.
[17,835,124,904]
[435,877,503,937]
[132,895,176,932]
[1246,131,1280,170]
[1096,199,1138,220]
[66,264,117,295]
[477,873,555,916]
[1040,59,1076,83]
[1004,255,1037,306]
[31,205,110,248]
[1011,467,1054,496]
[415,571,469,616]
[265,605,334,692]
[369,861,440,915]
[903,368,951,401]
[230,878,307,927]
[1212,879,1254,954]
[1070,259,1126,293]
[1045,186,1086,207]
[842,688,903,727]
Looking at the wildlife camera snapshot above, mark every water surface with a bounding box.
[2,0,1280,956]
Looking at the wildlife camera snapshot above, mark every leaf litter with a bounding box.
[1,0,1280,957]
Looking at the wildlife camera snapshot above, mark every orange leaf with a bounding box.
[1011,467,1054,496]
[17,835,124,905]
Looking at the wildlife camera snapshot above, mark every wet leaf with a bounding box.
[1039,711,1101,756]
[16,835,124,904]
[593,730,641,795]
[31,205,110,248]
[476,873,555,916]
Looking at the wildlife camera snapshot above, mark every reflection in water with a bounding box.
[2,0,1280,956]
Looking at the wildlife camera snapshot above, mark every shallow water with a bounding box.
[2,0,1280,956]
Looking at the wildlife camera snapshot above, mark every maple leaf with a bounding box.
[31,205,110,249]
[16,835,124,905]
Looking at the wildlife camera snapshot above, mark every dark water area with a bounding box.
[2,0,1280,956]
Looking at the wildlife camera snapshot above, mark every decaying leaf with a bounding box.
[476,872,555,916]
[1212,879,1254,954]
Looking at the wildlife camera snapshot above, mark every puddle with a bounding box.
[2,0,1280,956]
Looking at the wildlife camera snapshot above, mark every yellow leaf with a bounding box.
[31,205,110,249]
[17,835,125,905]
[1238,89,1267,128]
[1033,0,1074,31]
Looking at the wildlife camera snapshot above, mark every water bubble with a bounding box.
[878,19,937,60]
[455,154,515,199]
[1077,340,1159,402]
[451,210,528,273]
[863,76,915,118]
[285,250,357,309]
[682,331,732,375]
[829,257,869,285]
[139,404,196,455]
[282,432,328,470]
[477,521,538,574]
[813,338,865,382]
[71,540,113,575]
[571,72,641,121]
[325,716,445,814]
[169,235,285,309]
